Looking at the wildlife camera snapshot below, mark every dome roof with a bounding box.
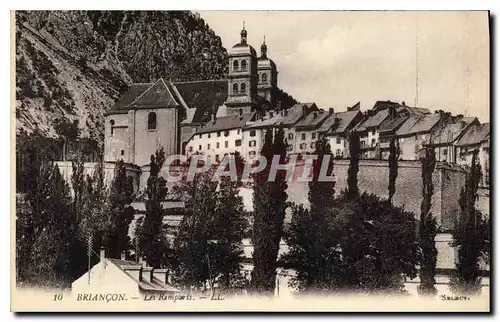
[229,43,257,56]
[257,57,276,69]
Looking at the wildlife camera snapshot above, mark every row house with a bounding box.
[394,113,443,160]
[318,104,363,159]
[428,116,478,163]
[185,111,255,164]
[293,107,331,155]
[455,122,490,187]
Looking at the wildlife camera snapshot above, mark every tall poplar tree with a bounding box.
[139,148,170,268]
[106,160,135,259]
[418,146,438,296]
[284,136,342,292]
[450,149,488,295]
[388,137,400,203]
[347,131,361,200]
[251,127,288,295]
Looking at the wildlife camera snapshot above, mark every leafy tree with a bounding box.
[347,131,361,200]
[418,146,438,296]
[251,127,288,295]
[139,148,171,268]
[284,136,342,293]
[105,160,135,259]
[450,149,489,295]
[335,193,420,294]
[16,163,75,287]
[388,137,400,203]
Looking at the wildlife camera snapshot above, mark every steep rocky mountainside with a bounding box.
[15,11,228,142]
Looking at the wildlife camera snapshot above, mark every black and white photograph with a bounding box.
[11,10,491,312]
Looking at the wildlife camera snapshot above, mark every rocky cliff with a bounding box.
[15,11,228,142]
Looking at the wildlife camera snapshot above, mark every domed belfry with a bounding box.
[257,35,278,107]
[225,23,263,116]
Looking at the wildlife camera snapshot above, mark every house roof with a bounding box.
[107,258,179,293]
[355,109,390,131]
[279,103,312,126]
[295,109,330,130]
[396,113,442,136]
[455,123,490,146]
[197,112,255,135]
[319,110,361,134]
[430,117,477,145]
[378,116,408,134]
[172,79,228,124]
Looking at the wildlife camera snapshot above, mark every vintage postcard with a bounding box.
[11,10,490,312]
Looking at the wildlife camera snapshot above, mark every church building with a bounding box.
[103,25,281,167]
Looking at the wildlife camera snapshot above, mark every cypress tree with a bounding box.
[251,127,288,295]
[418,146,438,296]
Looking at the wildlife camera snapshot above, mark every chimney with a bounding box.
[121,251,126,261]
[402,101,406,106]
[141,266,153,284]
[152,268,169,284]
[122,264,142,281]
[302,105,307,117]
[100,247,106,263]
[329,108,334,115]
[211,113,216,124]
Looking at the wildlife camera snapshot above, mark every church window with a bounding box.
[232,83,238,94]
[262,73,267,83]
[147,112,157,130]
[110,119,115,136]
[233,60,239,71]
[241,60,247,71]
[240,83,246,94]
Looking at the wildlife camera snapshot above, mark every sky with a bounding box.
[198,11,490,122]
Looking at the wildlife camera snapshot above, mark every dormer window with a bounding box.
[240,83,246,94]
[232,83,238,94]
[241,60,247,71]
[233,60,239,71]
[148,112,157,130]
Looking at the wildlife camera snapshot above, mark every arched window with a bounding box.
[110,119,115,136]
[148,112,157,130]
[241,60,247,71]
[232,83,238,94]
[233,60,239,71]
[262,73,267,83]
[240,83,246,94]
